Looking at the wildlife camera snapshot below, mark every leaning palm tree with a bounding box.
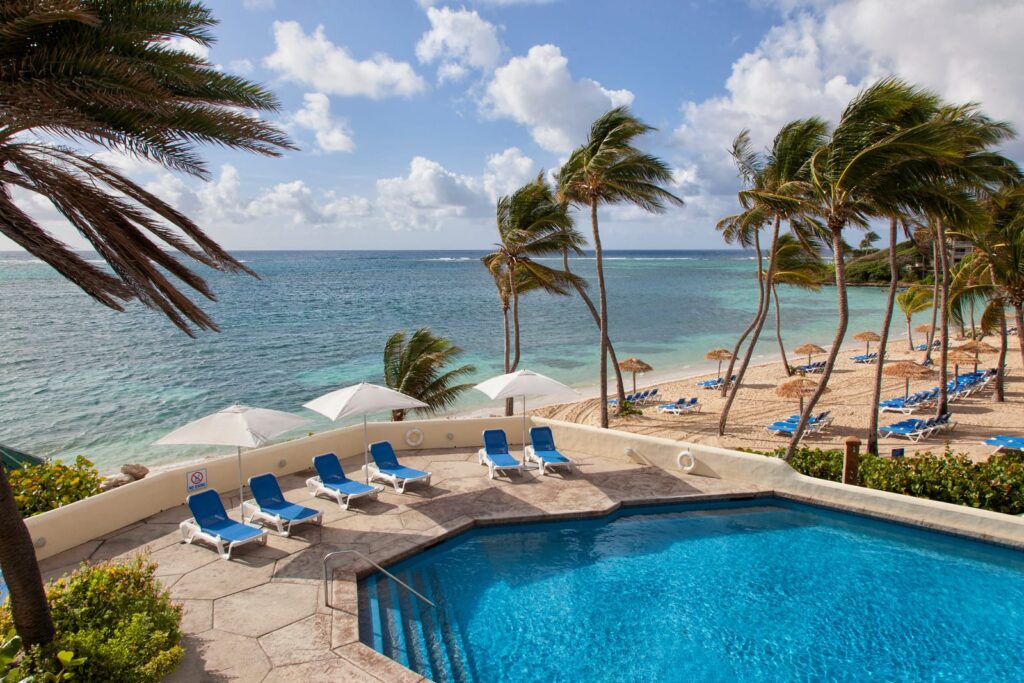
[896,285,933,350]
[717,118,828,435]
[766,234,828,374]
[0,0,292,647]
[482,176,585,413]
[383,328,477,421]
[556,107,684,427]
[782,79,1014,459]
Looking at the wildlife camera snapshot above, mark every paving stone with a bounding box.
[178,599,214,634]
[330,609,360,648]
[145,504,193,525]
[91,522,182,561]
[37,541,102,581]
[334,642,424,683]
[257,614,334,667]
[165,629,270,683]
[148,541,220,577]
[261,656,381,683]
[214,582,318,637]
[170,556,275,600]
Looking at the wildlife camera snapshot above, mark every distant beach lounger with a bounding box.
[657,397,700,414]
[244,473,322,535]
[983,435,1024,454]
[850,352,878,364]
[307,453,380,509]
[524,426,574,476]
[368,441,432,493]
[478,429,524,479]
[180,489,267,560]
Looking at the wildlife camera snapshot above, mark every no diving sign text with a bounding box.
[187,468,208,493]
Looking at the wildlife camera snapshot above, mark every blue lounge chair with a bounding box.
[477,429,524,479]
[658,397,700,415]
[879,418,932,442]
[765,421,799,436]
[180,489,267,560]
[984,435,1024,454]
[307,453,379,509]
[243,473,323,535]
[525,426,574,476]
[369,441,432,493]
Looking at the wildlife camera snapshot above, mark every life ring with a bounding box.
[676,450,696,472]
[404,428,425,448]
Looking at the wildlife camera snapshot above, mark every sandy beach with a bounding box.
[533,336,1023,462]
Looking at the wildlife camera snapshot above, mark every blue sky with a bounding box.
[7,0,1024,251]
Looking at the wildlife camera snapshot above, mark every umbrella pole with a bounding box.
[717,360,722,380]
[363,415,370,484]
[521,395,537,471]
[237,446,244,516]
[632,372,636,394]
[905,378,910,401]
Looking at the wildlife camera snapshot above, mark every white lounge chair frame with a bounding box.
[179,519,268,560]
[476,450,523,480]
[523,445,574,476]
[241,500,323,536]
[306,476,380,509]
[364,464,431,493]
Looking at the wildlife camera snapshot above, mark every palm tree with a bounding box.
[896,285,933,350]
[717,119,828,435]
[383,328,477,421]
[482,176,584,414]
[0,0,291,647]
[859,230,881,250]
[766,234,828,374]
[781,79,1013,459]
[556,107,683,427]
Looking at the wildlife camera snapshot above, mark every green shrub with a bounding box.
[6,456,102,517]
[753,446,1024,515]
[618,400,644,417]
[1,630,84,682]
[0,556,183,683]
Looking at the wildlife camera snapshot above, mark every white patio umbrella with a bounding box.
[473,369,578,469]
[303,383,427,483]
[155,404,308,511]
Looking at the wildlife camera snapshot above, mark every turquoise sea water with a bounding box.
[359,500,1024,682]
[0,250,893,472]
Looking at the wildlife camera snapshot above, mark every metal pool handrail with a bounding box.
[322,549,436,609]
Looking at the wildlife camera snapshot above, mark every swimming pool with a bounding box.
[358,499,1024,682]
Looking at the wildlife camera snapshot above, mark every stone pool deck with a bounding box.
[37,447,765,682]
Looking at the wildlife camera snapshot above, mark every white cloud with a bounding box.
[264,21,426,99]
[481,146,535,201]
[376,157,486,230]
[481,44,634,152]
[166,36,210,61]
[228,58,254,75]
[674,0,1024,193]
[416,7,503,82]
[290,93,355,153]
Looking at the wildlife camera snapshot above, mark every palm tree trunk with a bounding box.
[867,217,899,456]
[508,265,521,373]
[936,220,951,416]
[906,316,914,351]
[590,200,610,429]
[0,465,55,647]
[501,301,513,416]
[772,284,790,376]
[969,298,976,340]
[1015,304,1024,372]
[924,241,939,362]
[721,230,765,397]
[391,409,405,422]
[994,309,1007,402]
[719,216,779,436]
[562,249,627,409]
[786,222,848,461]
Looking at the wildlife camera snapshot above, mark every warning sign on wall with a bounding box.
[186,468,208,493]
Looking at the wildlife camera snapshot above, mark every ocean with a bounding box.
[0,250,894,473]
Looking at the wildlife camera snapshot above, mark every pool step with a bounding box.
[360,570,472,682]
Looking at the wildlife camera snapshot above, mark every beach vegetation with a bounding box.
[483,176,585,414]
[766,234,829,374]
[0,555,183,682]
[0,0,293,650]
[557,107,684,428]
[383,328,477,421]
[5,457,102,518]
[0,629,84,682]
[896,286,933,351]
[752,447,1024,515]
[716,118,828,434]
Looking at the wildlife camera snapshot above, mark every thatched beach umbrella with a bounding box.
[793,343,826,365]
[776,376,828,415]
[914,323,934,334]
[854,330,881,355]
[946,348,977,380]
[704,348,733,380]
[957,340,996,372]
[883,361,934,400]
[618,357,653,393]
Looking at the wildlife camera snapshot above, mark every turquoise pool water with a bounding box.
[358,500,1024,682]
